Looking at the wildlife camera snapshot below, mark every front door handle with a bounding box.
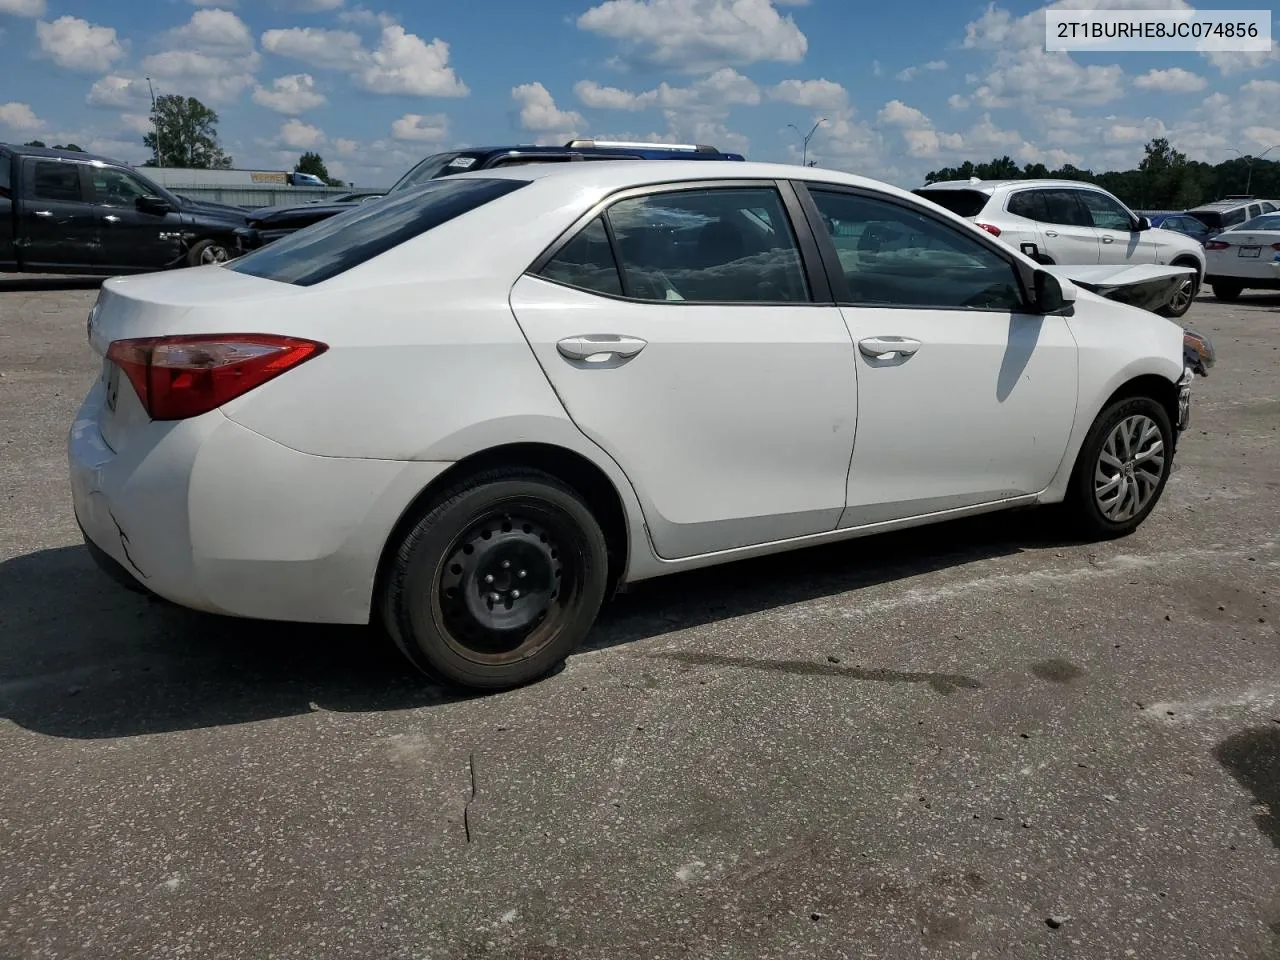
[34,210,52,217]
[1044,230,1058,237]
[1101,235,1115,243]
[104,215,121,223]
[858,336,921,361]
[556,335,647,363]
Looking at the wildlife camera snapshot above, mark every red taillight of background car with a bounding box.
[1272,242,1280,251]
[975,222,1001,236]
[1204,240,1230,250]
[106,334,327,421]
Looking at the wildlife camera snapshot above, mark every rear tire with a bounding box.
[1211,281,1243,302]
[1063,396,1173,540]
[381,467,608,691]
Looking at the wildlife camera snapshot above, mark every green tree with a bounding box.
[295,151,346,187]
[23,140,46,148]
[142,94,232,169]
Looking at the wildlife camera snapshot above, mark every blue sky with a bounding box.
[0,0,1276,188]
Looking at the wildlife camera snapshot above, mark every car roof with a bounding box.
[458,144,744,161]
[1187,199,1272,212]
[0,141,127,165]
[442,159,921,203]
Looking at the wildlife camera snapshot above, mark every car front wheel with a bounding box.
[382,468,609,691]
[1065,396,1174,540]
[1158,268,1198,318]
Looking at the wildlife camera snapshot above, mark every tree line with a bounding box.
[925,138,1279,211]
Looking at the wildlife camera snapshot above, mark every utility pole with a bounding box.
[146,77,164,168]
[1227,144,1279,197]
[787,119,827,167]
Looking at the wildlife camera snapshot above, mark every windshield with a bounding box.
[1235,214,1280,232]
[390,152,485,193]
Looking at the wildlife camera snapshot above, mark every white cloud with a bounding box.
[878,100,930,128]
[1203,47,1280,75]
[1103,116,1167,144]
[0,102,44,132]
[575,80,651,111]
[261,27,365,69]
[272,0,344,10]
[87,75,150,108]
[280,118,323,149]
[513,83,584,133]
[0,0,44,15]
[574,68,759,114]
[896,59,947,82]
[1133,67,1207,93]
[142,49,261,103]
[390,112,450,142]
[118,112,154,134]
[338,6,396,27]
[948,94,970,110]
[164,9,254,53]
[767,78,848,112]
[333,137,359,156]
[191,0,236,7]
[576,0,807,72]
[85,137,149,163]
[253,73,326,113]
[356,25,467,97]
[36,16,125,73]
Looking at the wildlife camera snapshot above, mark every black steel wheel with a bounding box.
[382,467,608,691]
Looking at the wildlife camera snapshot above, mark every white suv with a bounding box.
[914,178,1206,317]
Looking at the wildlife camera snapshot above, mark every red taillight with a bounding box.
[106,334,327,421]
[1271,242,1280,251]
[1205,240,1229,250]
[975,222,1001,236]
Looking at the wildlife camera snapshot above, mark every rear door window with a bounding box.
[229,177,528,286]
[30,160,83,202]
[1039,190,1092,227]
[1007,190,1048,221]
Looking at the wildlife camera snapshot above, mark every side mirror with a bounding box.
[137,194,175,216]
[1135,216,1152,231]
[1034,269,1078,314]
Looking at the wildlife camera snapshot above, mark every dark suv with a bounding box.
[235,140,747,250]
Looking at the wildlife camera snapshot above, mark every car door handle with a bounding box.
[104,215,121,223]
[858,337,922,360]
[1044,230,1058,237]
[556,335,647,363]
[33,210,53,217]
[1101,235,1115,243]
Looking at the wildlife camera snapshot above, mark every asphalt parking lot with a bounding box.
[1,276,1278,960]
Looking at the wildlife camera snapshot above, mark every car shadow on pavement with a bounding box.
[0,276,104,292]
[0,509,1077,740]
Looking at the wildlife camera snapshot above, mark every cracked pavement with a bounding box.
[1,277,1279,959]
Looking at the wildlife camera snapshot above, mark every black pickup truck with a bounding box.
[0,143,249,275]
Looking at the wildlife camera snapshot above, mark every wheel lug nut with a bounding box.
[511,589,521,599]
[489,593,500,602]
[502,561,511,570]
[484,574,494,584]
[518,570,526,578]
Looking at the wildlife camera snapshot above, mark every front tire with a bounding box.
[382,468,609,691]
[1064,396,1174,540]
[186,238,232,267]
[1211,281,1243,302]
[1158,264,1199,318]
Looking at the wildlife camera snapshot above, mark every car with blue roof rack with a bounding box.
[234,140,746,250]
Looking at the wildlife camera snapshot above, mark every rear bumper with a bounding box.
[69,384,453,624]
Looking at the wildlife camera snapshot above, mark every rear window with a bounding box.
[912,188,990,218]
[229,177,527,286]
[1236,214,1280,232]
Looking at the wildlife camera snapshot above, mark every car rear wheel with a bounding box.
[1064,396,1173,540]
[382,468,608,691]
[1211,281,1243,302]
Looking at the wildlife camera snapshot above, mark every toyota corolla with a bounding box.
[70,160,1195,691]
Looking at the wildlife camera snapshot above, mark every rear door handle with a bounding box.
[1101,235,1115,243]
[104,215,121,223]
[1044,230,1058,237]
[858,336,921,360]
[556,335,647,363]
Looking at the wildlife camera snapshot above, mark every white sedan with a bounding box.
[70,160,1195,691]
[1204,213,1280,300]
